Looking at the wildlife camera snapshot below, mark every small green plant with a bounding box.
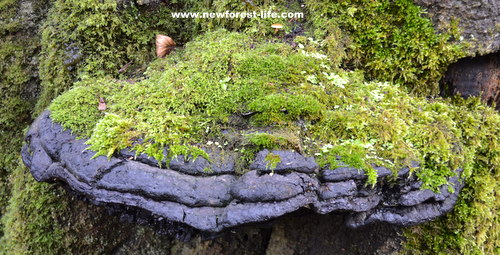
[85,114,138,159]
[202,167,213,173]
[264,152,281,172]
[49,30,488,192]
[317,140,378,186]
[246,132,297,150]
[168,145,210,163]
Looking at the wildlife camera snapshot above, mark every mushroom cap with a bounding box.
[156,34,176,58]
[271,23,283,29]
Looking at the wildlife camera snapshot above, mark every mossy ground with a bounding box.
[1,0,498,254]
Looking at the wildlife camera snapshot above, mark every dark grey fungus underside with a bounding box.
[22,111,464,233]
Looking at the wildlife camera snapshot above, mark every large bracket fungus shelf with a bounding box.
[22,111,464,233]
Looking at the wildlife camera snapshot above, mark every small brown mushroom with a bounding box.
[156,34,176,58]
[98,97,107,111]
[271,23,283,34]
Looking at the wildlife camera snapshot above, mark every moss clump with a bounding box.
[246,132,298,151]
[402,97,500,254]
[50,30,498,191]
[48,77,122,137]
[305,0,465,96]
[34,0,179,115]
[34,0,303,117]
[86,113,138,158]
[317,141,378,186]
[0,161,153,254]
[0,0,51,239]
[248,94,325,125]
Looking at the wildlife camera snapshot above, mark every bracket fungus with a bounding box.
[22,111,465,234]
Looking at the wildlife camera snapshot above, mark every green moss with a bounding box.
[0,0,21,35]
[49,77,122,137]
[86,113,138,159]
[169,145,210,162]
[248,94,325,126]
[317,141,378,186]
[2,0,497,253]
[246,132,297,151]
[305,0,465,96]
[34,0,180,115]
[402,97,500,254]
[0,40,31,217]
[49,30,496,191]
[34,0,302,117]
[0,162,66,254]
[0,0,51,239]
[264,152,281,171]
[0,161,151,254]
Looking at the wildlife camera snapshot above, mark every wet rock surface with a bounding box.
[22,110,465,233]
